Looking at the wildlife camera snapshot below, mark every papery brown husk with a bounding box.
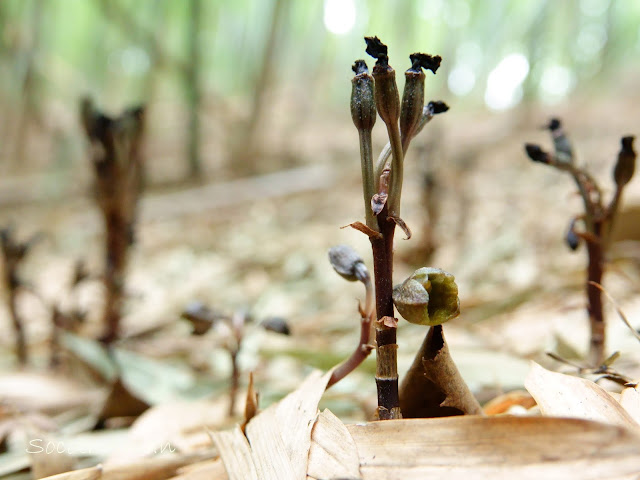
[399,325,482,418]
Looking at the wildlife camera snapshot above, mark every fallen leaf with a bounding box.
[307,409,361,479]
[483,390,536,415]
[0,372,102,416]
[169,459,228,480]
[620,384,640,425]
[96,377,150,427]
[212,369,333,480]
[37,466,102,480]
[107,399,228,463]
[29,432,76,479]
[347,416,640,479]
[525,362,639,429]
[208,427,257,480]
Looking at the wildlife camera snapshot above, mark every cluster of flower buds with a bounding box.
[350,37,446,228]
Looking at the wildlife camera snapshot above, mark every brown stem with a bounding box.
[370,207,401,419]
[101,213,130,344]
[328,314,374,388]
[81,100,145,345]
[586,224,605,366]
[229,348,239,417]
[9,288,27,365]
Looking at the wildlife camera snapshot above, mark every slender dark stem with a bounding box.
[229,348,239,416]
[370,206,401,419]
[328,278,375,388]
[101,214,129,344]
[586,223,605,366]
[9,289,27,365]
[327,314,374,388]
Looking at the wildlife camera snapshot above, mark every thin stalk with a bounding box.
[229,348,240,417]
[586,223,605,366]
[9,289,26,365]
[385,124,404,220]
[359,129,377,230]
[328,276,375,388]
[371,207,401,419]
[375,105,442,189]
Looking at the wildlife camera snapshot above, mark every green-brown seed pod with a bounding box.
[351,60,376,132]
[400,53,441,147]
[365,36,400,127]
[613,136,636,188]
[392,267,460,326]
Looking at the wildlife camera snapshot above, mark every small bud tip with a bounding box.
[409,52,441,74]
[621,136,635,153]
[364,36,388,66]
[525,144,550,164]
[352,59,369,76]
[428,101,449,114]
[546,118,561,131]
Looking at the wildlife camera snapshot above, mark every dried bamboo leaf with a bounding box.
[347,416,640,479]
[168,459,228,480]
[245,412,297,479]
[208,427,257,480]
[101,454,210,480]
[619,385,640,425]
[213,370,333,480]
[307,409,361,479]
[37,466,102,480]
[247,369,333,480]
[107,398,227,463]
[525,362,639,429]
[29,432,76,479]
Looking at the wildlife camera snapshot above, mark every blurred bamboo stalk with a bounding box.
[12,0,44,169]
[185,0,203,179]
[236,0,288,174]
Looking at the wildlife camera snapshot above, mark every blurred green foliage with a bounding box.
[1,0,639,177]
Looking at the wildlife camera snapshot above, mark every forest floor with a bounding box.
[1,77,640,477]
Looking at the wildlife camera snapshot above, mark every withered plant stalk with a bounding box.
[0,228,40,365]
[81,98,146,344]
[526,122,636,366]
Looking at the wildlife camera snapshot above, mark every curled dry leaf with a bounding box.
[525,361,639,430]
[399,325,482,418]
[241,372,259,433]
[619,384,640,426]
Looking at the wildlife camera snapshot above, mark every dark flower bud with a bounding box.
[613,136,636,188]
[181,301,224,335]
[400,53,442,143]
[565,219,580,251]
[328,245,369,284]
[427,100,449,115]
[260,317,291,336]
[351,60,376,132]
[525,144,551,164]
[365,37,400,127]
